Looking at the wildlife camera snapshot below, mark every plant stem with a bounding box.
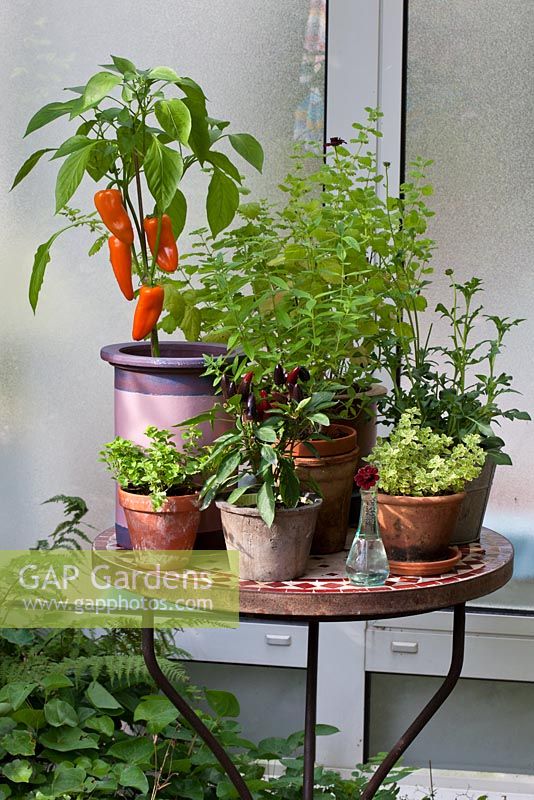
[132,150,160,357]
[133,151,149,275]
[151,327,160,358]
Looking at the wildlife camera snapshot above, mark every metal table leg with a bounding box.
[303,620,320,800]
[141,619,253,800]
[361,603,466,800]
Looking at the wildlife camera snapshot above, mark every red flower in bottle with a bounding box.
[354,465,379,490]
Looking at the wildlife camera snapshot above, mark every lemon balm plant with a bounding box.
[100,425,206,510]
[13,54,263,355]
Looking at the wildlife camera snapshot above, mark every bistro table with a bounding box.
[94,528,513,800]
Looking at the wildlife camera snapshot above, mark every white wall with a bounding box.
[0,0,312,546]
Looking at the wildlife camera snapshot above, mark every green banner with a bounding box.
[0,550,239,629]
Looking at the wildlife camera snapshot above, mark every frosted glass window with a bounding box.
[0,1,325,547]
[406,0,534,609]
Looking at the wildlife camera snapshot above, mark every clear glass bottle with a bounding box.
[346,488,390,586]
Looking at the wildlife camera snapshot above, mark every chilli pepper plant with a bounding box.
[189,361,335,527]
[13,55,263,355]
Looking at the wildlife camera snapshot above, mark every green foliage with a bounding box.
[14,55,263,320]
[378,268,530,463]
[26,207,104,313]
[0,630,411,800]
[100,425,207,510]
[369,408,486,496]
[33,495,94,551]
[0,628,187,690]
[197,361,335,526]
[0,675,412,799]
[161,111,435,416]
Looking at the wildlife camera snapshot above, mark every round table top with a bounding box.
[93,528,513,621]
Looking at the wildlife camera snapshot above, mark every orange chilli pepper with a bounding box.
[108,236,134,301]
[132,285,165,341]
[143,214,178,273]
[94,189,134,245]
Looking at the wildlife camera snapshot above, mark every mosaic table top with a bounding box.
[93,528,513,621]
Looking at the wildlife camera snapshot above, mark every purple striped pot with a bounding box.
[101,341,229,548]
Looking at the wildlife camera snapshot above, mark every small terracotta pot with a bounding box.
[216,498,322,582]
[377,492,466,562]
[293,425,359,555]
[291,424,357,458]
[118,487,201,550]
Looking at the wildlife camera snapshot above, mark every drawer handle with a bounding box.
[391,641,418,654]
[265,634,292,647]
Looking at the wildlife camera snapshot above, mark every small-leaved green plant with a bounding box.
[100,425,206,510]
[369,408,485,496]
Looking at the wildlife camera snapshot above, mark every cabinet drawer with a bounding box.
[174,620,309,667]
[365,624,534,681]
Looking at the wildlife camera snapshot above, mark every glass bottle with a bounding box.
[346,488,389,586]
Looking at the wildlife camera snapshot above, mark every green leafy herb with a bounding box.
[369,408,486,496]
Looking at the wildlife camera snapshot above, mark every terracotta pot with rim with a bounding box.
[293,424,359,555]
[216,497,322,582]
[118,487,201,550]
[377,492,466,563]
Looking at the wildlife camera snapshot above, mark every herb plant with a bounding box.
[378,272,530,463]
[369,408,485,496]
[13,55,263,354]
[160,110,436,415]
[193,362,335,526]
[100,425,206,510]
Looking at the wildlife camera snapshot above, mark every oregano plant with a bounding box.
[13,55,263,354]
[369,408,486,496]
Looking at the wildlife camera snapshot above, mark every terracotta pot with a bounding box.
[118,487,201,550]
[451,458,496,545]
[291,424,357,458]
[332,384,387,466]
[101,342,230,547]
[216,498,322,582]
[293,425,359,555]
[377,492,466,562]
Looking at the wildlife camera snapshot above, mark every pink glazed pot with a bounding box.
[101,341,230,548]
